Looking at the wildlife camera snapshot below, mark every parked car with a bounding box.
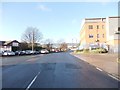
[89,44,99,50]
[89,44,108,53]
[34,51,40,54]
[15,51,26,55]
[40,49,49,54]
[2,51,15,56]
[25,50,32,55]
[20,51,26,55]
[15,51,22,55]
[31,50,40,55]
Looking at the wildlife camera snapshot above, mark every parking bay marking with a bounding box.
[26,71,41,90]
[108,74,120,81]
[96,67,120,81]
[96,67,103,72]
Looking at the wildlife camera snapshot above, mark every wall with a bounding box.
[106,17,120,53]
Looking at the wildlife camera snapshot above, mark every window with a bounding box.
[97,25,99,29]
[97,34,99,38]
[12,42,19,46]
[89,25,93,29]
[103,34,105,38]
[118,27,120,31]
[115,27,120,34]
[102,25,104,29]
[89,34,93,38]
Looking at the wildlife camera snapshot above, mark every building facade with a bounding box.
[0,40,20,52]
[80,18,106,48]
[106,17,120,53]
[80,16,120,53]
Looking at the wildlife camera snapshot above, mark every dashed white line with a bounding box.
[96,67,103,72]
[108,74,120,81]
[26,71,41,90]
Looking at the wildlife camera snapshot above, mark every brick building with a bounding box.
[80,16,120,53]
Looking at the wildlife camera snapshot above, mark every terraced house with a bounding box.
[80,16,120,53]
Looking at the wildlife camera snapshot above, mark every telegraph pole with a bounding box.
[72,38,73,48]
[32,30,34,51]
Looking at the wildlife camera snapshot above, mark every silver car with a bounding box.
[2,51,15,56]
[40,49,49,54]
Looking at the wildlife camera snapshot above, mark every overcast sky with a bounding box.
[0,1,118,43]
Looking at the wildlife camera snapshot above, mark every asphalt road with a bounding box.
[1,52,119,89]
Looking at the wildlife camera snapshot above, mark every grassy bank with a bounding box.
[74,48,108,54]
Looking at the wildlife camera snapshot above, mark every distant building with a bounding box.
[80,16,120,53]
[106,16,120,53]
[0,40,20,52]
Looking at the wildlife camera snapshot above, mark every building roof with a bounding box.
[108,16,120,18]
[4,41,12,45]
[84,17,106,23]
[0,40,19,46]
[85,17,106,20]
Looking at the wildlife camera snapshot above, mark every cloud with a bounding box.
[37,5,52,12]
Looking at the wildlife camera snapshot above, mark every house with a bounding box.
[0,40,20,52]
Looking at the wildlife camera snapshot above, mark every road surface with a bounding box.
[1,52,119,89]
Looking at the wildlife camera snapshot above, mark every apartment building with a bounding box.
[80,16,120,53]
[80,18,106,48]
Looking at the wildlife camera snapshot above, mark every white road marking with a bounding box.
[26,71,41,90]
[108,74,120,81]
[96,67,103,72]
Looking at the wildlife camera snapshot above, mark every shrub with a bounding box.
[90,48,107,53]
[74,49,83,54]
[83,49,89,53]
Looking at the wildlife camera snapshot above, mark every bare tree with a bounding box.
[57,39,65,49]
[60,42,68,51]
[20,42,29,50]
[21,27,43,51]
[43,39,53,51]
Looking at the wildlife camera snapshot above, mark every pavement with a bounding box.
[1,52,119,88]
[71,52,120,80]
